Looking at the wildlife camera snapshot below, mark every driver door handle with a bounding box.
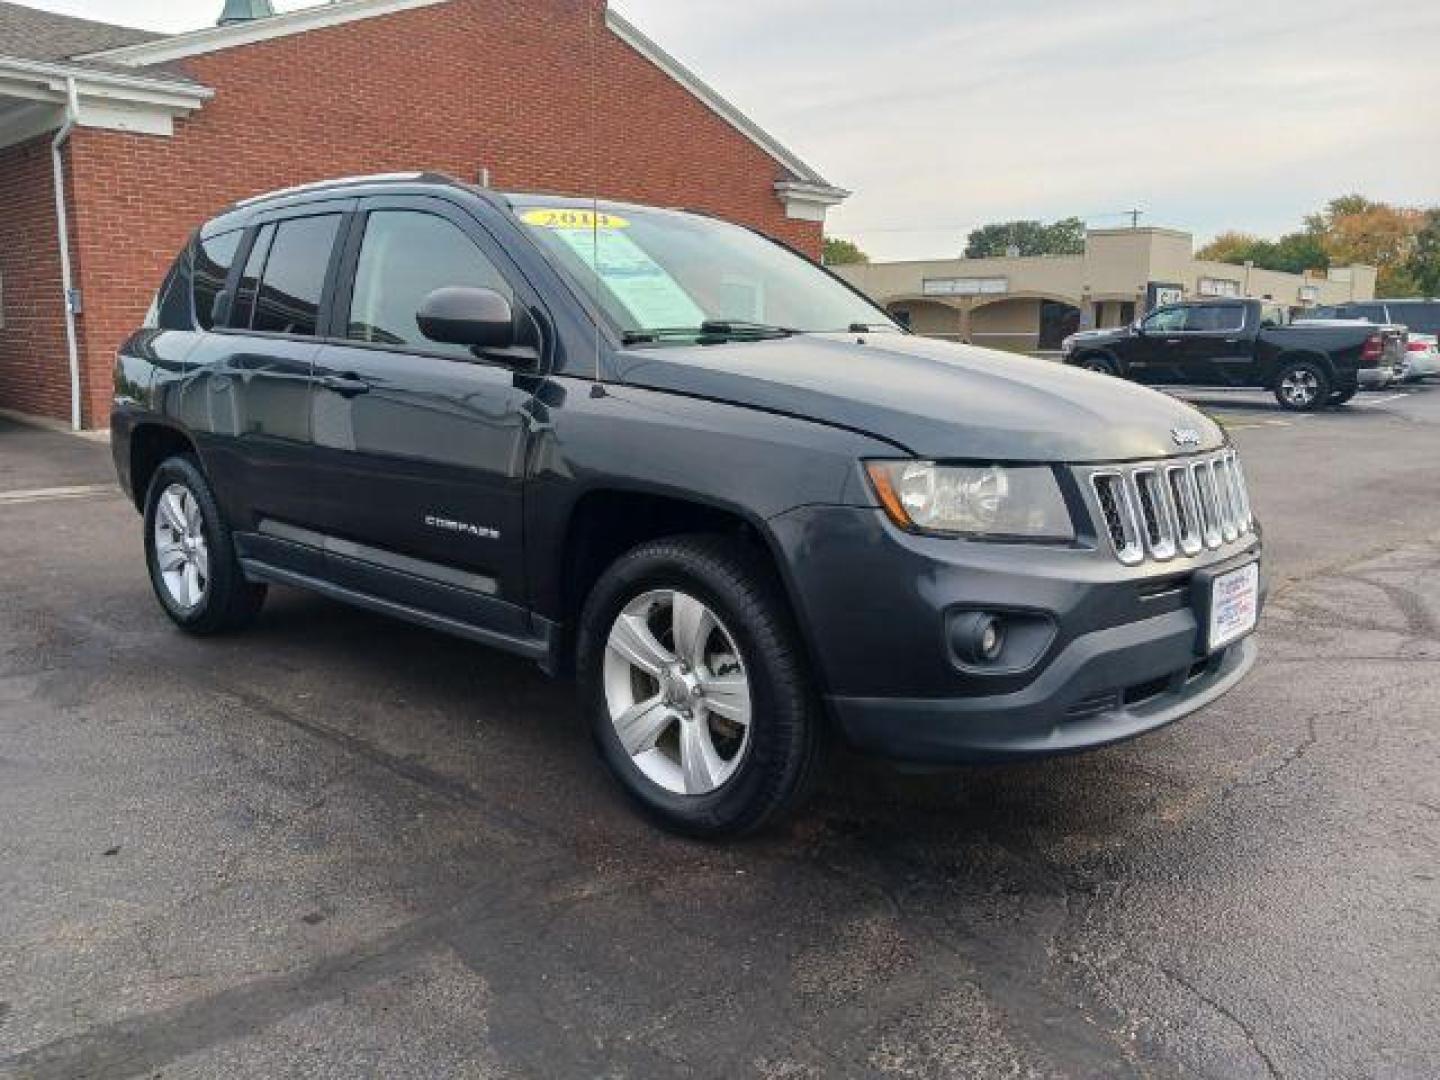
[318,374,370,398]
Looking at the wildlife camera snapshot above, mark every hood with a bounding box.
[614,333,1224,463]
[1067,326,1128,345]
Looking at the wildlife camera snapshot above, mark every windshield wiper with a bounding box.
[622,320,799,346]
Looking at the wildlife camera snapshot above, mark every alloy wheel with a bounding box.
[153,483,210,609]
[1280,369,1318,407]
[603,589,752,796]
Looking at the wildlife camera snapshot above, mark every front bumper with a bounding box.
[830,616,1257,764]
[769,503,1263,765]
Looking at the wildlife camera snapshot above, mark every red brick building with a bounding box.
[0,0,847,429]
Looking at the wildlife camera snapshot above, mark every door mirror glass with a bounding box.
[417,287,516,350]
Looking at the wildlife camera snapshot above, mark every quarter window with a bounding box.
[193,230,241,330]
[252,215,341,336]
[347,210,511,355]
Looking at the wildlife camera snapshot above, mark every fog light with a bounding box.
[980,619,1003,659]
[952,612,1006,665]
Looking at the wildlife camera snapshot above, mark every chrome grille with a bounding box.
[1089,450,1254,565]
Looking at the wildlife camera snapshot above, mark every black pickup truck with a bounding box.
[1061,298,1404,410]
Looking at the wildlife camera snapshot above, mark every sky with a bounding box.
[23,0,1440,260]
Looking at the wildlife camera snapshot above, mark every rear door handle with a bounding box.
[318,374,370,398]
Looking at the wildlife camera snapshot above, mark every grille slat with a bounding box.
[1091,450,1254,565]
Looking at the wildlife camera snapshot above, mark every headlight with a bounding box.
[1060,335,1075,355]
[865,461,1074,541]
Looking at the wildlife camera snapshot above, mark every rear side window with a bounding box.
[193,230,241,330]
[346,210,512,356]
[1183,305,1244,332]
[252,215,341,336]
[1352,304,1387,323]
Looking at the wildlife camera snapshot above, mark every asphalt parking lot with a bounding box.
[2,384,1438,1079]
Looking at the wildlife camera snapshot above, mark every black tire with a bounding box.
[1273,359,1332,411]
[143,455,266,635]
[577,535,825,838]
[1329,386,1358,407]
[1073,353,1117,376]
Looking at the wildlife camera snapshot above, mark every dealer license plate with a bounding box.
[1208,562,1259,652]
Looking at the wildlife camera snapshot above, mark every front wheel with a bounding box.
[1273,360,1331,411]
[577,536,824,838]
[1073,353,1117,376]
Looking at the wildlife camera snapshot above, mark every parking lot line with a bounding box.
[0,484,120,505]
[1357,393,1411,407]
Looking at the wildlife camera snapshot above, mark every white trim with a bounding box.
[774,180,849,222]
[0,56,209,107]
[604,8,845,200]
[0,56,210,148]
[78,0,452,66]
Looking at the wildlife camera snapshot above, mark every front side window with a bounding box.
[251,215,341,336]
[514,203,895,343]
[347,211,511,355]
[194,230,241,330]
[1143,307,1187,333]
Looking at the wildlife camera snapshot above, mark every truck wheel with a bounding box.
[1074,354,1117,376]
[1329,386,1358,407]
[1273,360,1331,411]
[577,535,824,838]
[143,455,266,635]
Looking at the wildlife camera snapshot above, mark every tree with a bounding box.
[1409,209,1440,298]
[964,217,1085,259]
[1268,230,1329,276]
[1196,231,1264,264]
[823,237,869,266]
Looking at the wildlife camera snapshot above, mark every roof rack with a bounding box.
[229,171,461,209]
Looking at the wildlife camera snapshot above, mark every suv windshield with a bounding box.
[1390,303,1440,336]
[513,203,897,343]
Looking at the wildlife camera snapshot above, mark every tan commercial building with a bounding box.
[835,226,1378,354]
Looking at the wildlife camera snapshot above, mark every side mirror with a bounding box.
[417,287,517,351]
[1133,320,1147,336]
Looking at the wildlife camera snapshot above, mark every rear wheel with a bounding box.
[143,455,266,634]
[1273,360,1331,411]
[577,535,824,838]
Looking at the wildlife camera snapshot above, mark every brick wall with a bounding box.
[54,0,824,427]
[0,135,79,423]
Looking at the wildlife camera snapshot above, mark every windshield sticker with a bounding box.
[521,208,630,230]
[551,225,707,330]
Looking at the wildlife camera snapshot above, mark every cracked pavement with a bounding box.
[1,384,1438,1078]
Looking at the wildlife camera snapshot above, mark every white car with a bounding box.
[1311,300,1440,381]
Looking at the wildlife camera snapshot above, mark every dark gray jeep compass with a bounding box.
[112,173,1263,837]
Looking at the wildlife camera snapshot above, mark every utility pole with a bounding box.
[1125,208,1144,229]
